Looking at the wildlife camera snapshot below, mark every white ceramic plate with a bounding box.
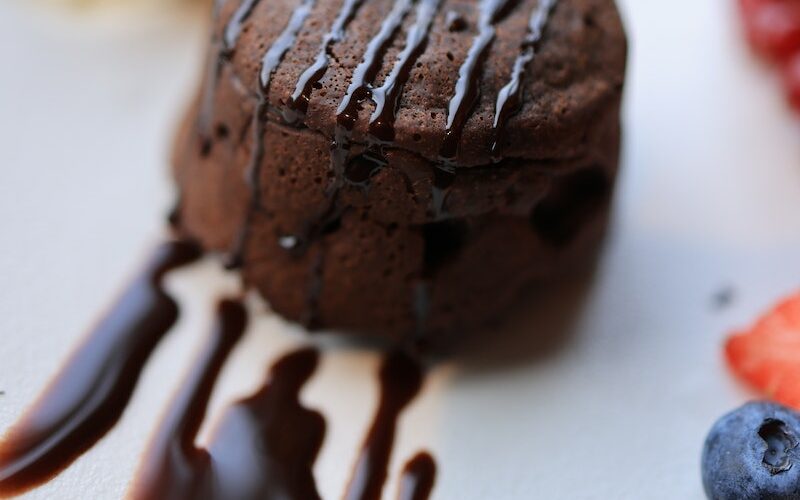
[2,0,800,498]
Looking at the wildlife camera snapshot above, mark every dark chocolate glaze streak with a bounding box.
[336,0,414,132]
[333,0,416,186]
[130,340,432,500]
[492,0,557,159]
[283,0,366,124]
[397,453,437,500]
[368,0,441,143]
[198,0,262,154]
[344,351,425,500]
[223,0,262,53]
[433,0,519,216]
[226,0,316,269]
[440,0,518,158]
[283,0,442,325]
[131,340,433,500]
[129,305,326,500]
[0,241,201,497]
[310,0,440,326]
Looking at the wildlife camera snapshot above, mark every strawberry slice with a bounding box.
[726,292,800,409]
[739,0,800,61]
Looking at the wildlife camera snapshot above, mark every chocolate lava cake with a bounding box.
[171,0,627,343]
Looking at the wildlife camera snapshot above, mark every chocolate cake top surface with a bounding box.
[213,0,626,166]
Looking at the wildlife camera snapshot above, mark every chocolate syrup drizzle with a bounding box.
[198,0,262,154]
[222,0,262,54]
[128,303,326,500]
[226,0,316,268]
[336,0,414,132]
[0,241,201,497]
[439,0,520,161]
[368,0,441,143]
[397,452,437,500]
[330,0,411,184]
[128,299,249,499]
[283,0,366,124]
[329,0,415,191]
[491,0,557,159]
[344,351,425,500]
[130,332,431,500]
[430,0,520,217]
[331,0,440,187]
[0,240,436,498]
[217,0,557,265]
[287,0,441,324]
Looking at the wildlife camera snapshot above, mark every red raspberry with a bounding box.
[739,0,800,61]
[726,292,800,409]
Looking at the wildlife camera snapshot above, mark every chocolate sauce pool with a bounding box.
[0,241,435,499]
[128,303,326,500]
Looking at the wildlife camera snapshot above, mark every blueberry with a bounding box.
[702,401,800,499]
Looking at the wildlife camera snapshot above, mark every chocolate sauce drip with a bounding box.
[198,0,262,155]
[439,0,521,160]
[336,0,415,131]
[197,1,226,156]
[369,0,441,143]
[284,0,413,289]
[397,452,437,500]
[0,241,201,497]
[129,301,325,500]
[328,0,415,198]
[222,0,262,55]
[344,351,425,500]
[491,0,557,160]
[283,0,366,124]
[332,0,438,190]
[227,0,316,268]
[333,0,442,336]
[128,299,247,500]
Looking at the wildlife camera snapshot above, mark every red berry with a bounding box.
[740,0,800,61]
[782,51,800,111]
[726,292,800,409]
[739,0,786,16]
